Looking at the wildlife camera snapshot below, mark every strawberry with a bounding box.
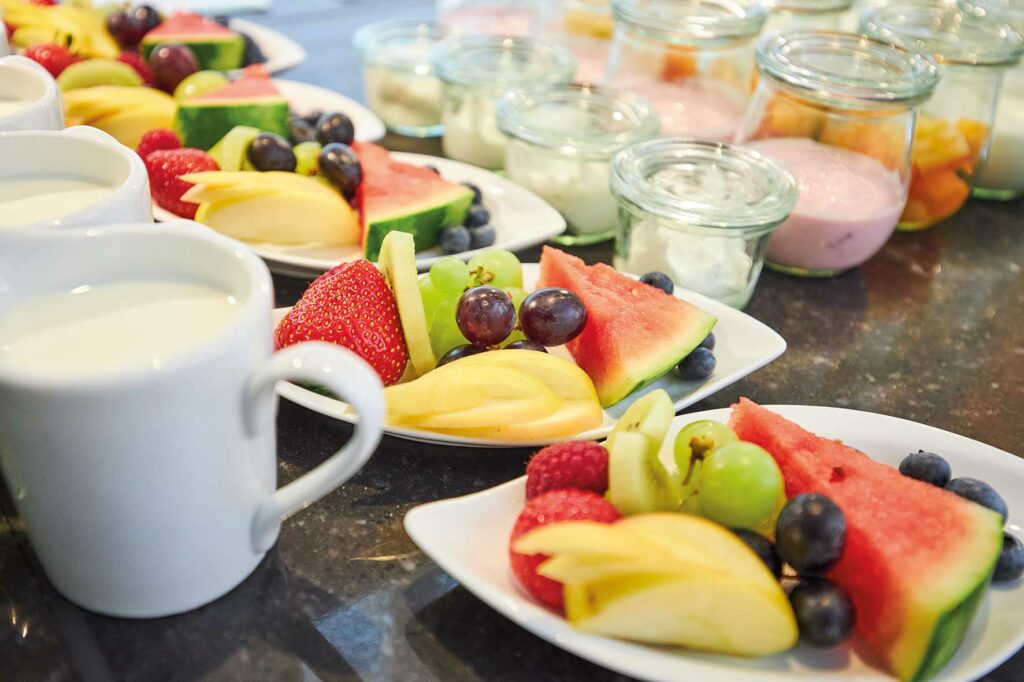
[509,489,621,611]
[143,148,218,219]
[525,441,609,499]
[23,43,81,78]
[4,21,14,41]
[30,0,58,5]
[117,50,154,84]
[136,129,181,161]
[274,260,409,385]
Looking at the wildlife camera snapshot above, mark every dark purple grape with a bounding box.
[505,339,548,353]
[789,578,855,648]
[518,287,587,347]
[318,143,362,200]
[148,43,199,93]
[247,133,297,172]
[131,5,163,33]
[316,111,356,146]
[106,11,147,48]
[289,116,317,144]
[456,286,516,347]
[302,110,323,127]
[436,344,488,367]
[240,32,265,66]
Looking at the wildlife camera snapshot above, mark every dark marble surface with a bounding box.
[2,2,1023,681]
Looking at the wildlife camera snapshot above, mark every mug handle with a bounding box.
[246,342,385,552]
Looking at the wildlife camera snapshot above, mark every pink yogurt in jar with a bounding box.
[637,80,746,141]
[747,137,906,274]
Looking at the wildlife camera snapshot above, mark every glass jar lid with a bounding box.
[353,20,448,70]
[432,35,577,88]
[757,31,940,107]
[960,0,1024,35]
[768,0,852,14]
[496,83,660,157]
[611,0,768,44]
[861,3,1024,66]
[611,138,798,233]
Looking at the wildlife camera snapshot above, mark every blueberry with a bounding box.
[639,271,674,295]
[462,181,483,205]
[698,332,715,351]
[995,533,1024,583]
[898,450,951,487]
[302,110,323,127]
[439,225,471,254]
[241,32,265,66]
[775,493,846,575]
[732,529,782,579]
[676,348,715,381]
[469,224,496,249]
[505,339,548,353]
[424,164,440,175]
[464,205,490,228]
[945,477,1008,522]
[789,577,855,648]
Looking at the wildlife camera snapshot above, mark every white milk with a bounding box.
[0,96,32,117]
[0,281,240,376]
[0,175,117,226]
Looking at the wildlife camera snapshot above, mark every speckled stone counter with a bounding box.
[0,2,1022,680]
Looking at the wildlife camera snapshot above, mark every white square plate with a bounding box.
[404,405,1024,681]
[275,263,786,448]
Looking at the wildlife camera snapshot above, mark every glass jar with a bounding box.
[437,0,537,36]
[535,0,614,82]
[763,0,854,34]
[433,35,576,169]
[736,32,939,277]
[605,0,767,141]
[611,138,798,308]
[497,83,659,244]
[353,21,447,138]
[961,0,1024,200]
[861,3,1024,230]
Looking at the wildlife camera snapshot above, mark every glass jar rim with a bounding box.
[353,20,448,69]
[959,0,1024,35]
[757,31,940,107]
[432,35,577,88]
[861,4,1024,66]
[496,84,660,157]
[767,0,853,14]
[611,137,798,233]
[611,0,768,42]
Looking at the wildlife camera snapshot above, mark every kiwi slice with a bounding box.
[377,231,436,377]
[606,390,675,453]
[607,431,682,514]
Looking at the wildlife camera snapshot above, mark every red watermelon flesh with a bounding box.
[191,66,280,102]
[537,246,716,406]
[729,399,1002,682]
[144,11,237,39]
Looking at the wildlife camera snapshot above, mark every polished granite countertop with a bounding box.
[1,2,1022,680]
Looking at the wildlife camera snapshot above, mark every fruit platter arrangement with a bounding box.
[406,397,1024,681]
[272,235,784,445]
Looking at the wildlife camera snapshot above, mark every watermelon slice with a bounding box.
[174,66,289,150]
[141,12,245,71]
[354,142,474,261]
[537,247,716,406]
[729,399,1003,682]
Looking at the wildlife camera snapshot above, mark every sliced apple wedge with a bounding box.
[513,521,686,564]
[450,349,599,402]
[434,398,603,441]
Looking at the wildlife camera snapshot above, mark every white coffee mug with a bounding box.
[0,221,385,618]
[0,55,64,131]
[0,126,151,230]
[0,13,9,58]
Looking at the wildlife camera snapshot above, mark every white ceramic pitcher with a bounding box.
[0,55,64,131]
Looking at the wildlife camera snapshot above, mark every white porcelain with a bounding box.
[0,126,151,229]
[0,55,63,131]
[0,221,385,618]
[276,263,786,447]
[156,153,567,277]
[405,405,1024,681]
[229,18,306,75]
[273,79,385,142]
[0,20,10,57]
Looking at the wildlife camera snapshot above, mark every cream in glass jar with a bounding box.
[497,83,659,244]
[611,138,798,308]
[433,35,576,169]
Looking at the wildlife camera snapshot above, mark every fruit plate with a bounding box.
[274,263,786,448]
[227,19,306,75]
[404,406,1024,681]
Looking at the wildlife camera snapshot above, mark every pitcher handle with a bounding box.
[246,342,384,552]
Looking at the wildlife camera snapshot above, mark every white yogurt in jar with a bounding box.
[975,75,1024,197]
[364,64,443,131]
[0,175,116,227]
[441,89,508,169]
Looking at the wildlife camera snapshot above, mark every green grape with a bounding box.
[428,296,469,356]
[499,287,529,346]
[673,420,738,512]
[429,256,470,295]
[698,442,784,530]
[174,70,229,101]
[293,141,322,176]
[419,275,444,326]
[467,249,523,289]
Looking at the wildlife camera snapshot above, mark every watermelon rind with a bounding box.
[363,190,473,261]
[174,99,289,151]
[141,37,245,71]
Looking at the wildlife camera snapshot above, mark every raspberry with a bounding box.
[509,489,620,611]
[526,441,609,499]
[136,129,181,161]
